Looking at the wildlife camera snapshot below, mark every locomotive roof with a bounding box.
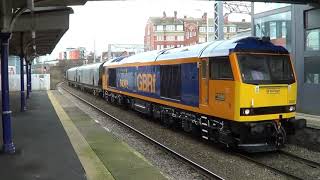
[103,37,289,67]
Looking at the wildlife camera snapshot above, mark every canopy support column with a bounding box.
[0,32,16,154]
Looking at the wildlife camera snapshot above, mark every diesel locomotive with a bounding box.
[66,37,305,152]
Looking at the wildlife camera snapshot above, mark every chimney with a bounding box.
[224,16,229,24]
[202,12,207,21]
[174,11,177,19]
[163,11,166,18]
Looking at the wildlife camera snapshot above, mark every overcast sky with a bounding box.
[49,0,251,59]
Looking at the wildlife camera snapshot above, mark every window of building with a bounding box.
[305,8,320,29]
[255,25,261,37]
[199,37,206,43]
[254,11,291,51]
[306,29,320,51]
[166,35,175,41]
[157,45,161,50]
[209,57,233,80]
[157,35,164,41]
[166,25,175,31]
[305,57,320,84]
[254,2,290,14]
[177,25,183,31]
[208,27,214,33]
[177,35,184,41]
[230,26,236,33]
[157,25,163,31]
[305,9,320,51]
[199,27,206,33]
[223,27,227,33]
[281,22,287,38]
[270,22,277,39]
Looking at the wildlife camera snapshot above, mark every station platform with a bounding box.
[296,113,320,129]
[0,91,166,180]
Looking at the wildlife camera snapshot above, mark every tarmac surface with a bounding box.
[0,91,166,180]
[0,91,86,180]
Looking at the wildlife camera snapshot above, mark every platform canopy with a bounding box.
[12,0,87,9]
[9,7,73,57]
[1,0,104,59]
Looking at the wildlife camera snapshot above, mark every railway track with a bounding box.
[60,83,320,180]
[279,150,320,170]
[59,84,224,180]
[236,150,320,180]
[235,152,302,180]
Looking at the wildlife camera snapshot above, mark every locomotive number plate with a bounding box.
[266,88,280,94]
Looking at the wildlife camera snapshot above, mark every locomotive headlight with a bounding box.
[289,106,295,112]
[244,109,251,115]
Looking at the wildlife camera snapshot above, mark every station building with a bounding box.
[253,3,320,115]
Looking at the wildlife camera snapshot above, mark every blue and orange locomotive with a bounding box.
[66,37,305,152]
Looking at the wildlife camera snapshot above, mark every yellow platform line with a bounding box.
[47,91,115,180]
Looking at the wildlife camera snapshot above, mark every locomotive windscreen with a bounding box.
[237,54,295,85]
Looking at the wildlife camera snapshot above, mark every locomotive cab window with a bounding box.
[237,54,295,84]
[209,57,234,80]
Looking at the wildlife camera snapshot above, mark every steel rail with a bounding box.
[279,150,320,169]
[234,152,303,180]
[60,84,224,180]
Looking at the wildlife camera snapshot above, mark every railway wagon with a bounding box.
[101,37,305,152]
[66,66,78,83]
[66,63,105,95]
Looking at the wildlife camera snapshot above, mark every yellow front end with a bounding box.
[231,52,297,122]
[235,82,297,122]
